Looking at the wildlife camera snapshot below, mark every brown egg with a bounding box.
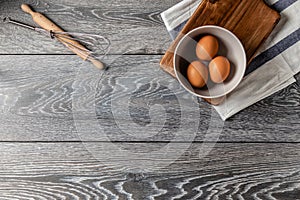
[209,56,231,83]
[196,35,219,61]
[187,61,208,88]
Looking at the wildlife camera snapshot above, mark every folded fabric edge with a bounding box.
[160,0,299,121]
[216,77,296,121]
[160,0,201,31]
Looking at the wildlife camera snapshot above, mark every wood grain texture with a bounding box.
[0,0,180,54]
[0,142,298,199]
[160,0,281,77]
[0,0,299,199]
[0,55,299,142]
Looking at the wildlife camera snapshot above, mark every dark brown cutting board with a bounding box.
[160,0,280,105]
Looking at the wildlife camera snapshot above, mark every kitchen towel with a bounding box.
[161,0,300,120]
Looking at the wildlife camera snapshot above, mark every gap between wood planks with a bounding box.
[0,141,299,143]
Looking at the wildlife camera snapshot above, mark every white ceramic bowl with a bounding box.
[174,25,247,99]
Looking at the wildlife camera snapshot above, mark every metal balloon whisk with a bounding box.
[3,5,111,70]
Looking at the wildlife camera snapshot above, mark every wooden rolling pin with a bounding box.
[21,4,105,69]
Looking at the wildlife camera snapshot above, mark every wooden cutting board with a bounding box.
[160,0,280,105]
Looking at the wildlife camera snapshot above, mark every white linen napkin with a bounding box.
[161,0,300,120]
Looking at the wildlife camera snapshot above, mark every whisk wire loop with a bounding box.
[3,16,111,69]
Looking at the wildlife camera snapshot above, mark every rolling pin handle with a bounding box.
[21,4,34,15]
[90,58,106,70]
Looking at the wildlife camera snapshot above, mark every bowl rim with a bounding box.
[173,25,247,99]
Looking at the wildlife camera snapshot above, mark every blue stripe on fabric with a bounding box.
[271,0,298,12]
[169,0,298,75]
[169,19,188,40]
[246,28,300,75]
[170,0,297,39]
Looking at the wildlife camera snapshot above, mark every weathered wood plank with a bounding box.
[0,55,299,142]
[1,1,298,200]
[0,0,180,54]
[0,142,298,199]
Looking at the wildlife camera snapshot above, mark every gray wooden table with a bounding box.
[0,0,299,199]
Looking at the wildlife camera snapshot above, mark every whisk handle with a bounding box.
[21,4,105,70]
[21,5,88,58]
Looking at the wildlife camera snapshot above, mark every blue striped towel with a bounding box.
[161,0,300,120]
